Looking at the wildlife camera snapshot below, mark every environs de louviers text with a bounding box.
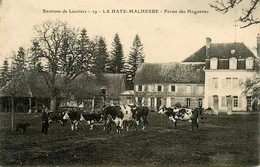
[42,9,209,15]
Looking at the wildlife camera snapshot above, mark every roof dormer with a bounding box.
[210,57,218,69]
[246,57,254,70]
[229,57,237,69]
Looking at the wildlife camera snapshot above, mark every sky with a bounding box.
[0,0,259,65]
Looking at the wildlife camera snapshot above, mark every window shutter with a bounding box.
[161,85,164,92]
[135,85,138,91]
[239,96,242,108]
[148,85,151,92]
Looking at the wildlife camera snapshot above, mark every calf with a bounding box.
[80,113,103,130]
[158,106,199,131]
[131,106,149,130]
[63,111,82,130]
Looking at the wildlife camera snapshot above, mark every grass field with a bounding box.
[0,111,259,166]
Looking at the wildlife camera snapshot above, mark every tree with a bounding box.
[126,34,145,88]
[209,0,260,28]
[31,20,93,111]
[3,48,28,131]
[0,59,10,88]
[93,36,109,74]
[107,33,125,73]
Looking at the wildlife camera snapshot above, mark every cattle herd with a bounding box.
[47,105,201,133]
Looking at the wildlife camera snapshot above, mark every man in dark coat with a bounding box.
[42,108,50,135]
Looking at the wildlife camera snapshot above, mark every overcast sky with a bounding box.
[0,0,259,65]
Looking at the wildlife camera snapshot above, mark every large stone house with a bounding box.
[134,62,205,110]
[183,36,259,113]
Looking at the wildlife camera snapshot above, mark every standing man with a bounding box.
[42,108,50,135]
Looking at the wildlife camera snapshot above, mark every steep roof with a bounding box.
[102,74,126,99]
[134,62,205,84]
[183,42,255,62]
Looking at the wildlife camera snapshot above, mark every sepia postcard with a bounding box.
[0,0,259,166]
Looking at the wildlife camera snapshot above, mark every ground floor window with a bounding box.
[138,97,142,106]
[246,96,252,110]
[156,97,161,109]
[233,96,238,107]
[186,98,191,108]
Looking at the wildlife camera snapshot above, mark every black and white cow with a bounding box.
[158,106,199,131]
[63,111,82,130]
[80,113,103,130]
[102,105,133,133]
[48,111,67,127]
[131,106,150,130]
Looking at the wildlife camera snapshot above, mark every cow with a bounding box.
[102,105,133,133]
[48,111,67,127]
[158,106,199,131]
[80,113,103,130]
[63,111,82,130]
[131,106,150,130]
[120,105,134,131]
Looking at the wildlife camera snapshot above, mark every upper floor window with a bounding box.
[138,85,143,91]
[157,85,162,92]
[210,57,218,69]
[212,77,218,89]
[226,78,231,89]
[233,78,239,89]
[229,57,237,69]
[246,57,254,69]
[170,85,176,92]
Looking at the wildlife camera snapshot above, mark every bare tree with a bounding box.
[209,0,260,28]
[31,20,93,111]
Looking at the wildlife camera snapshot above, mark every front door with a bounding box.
[156,97,161,110]
[213,95,219,111]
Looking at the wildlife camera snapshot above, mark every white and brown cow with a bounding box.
[63,111,82,131]
[158,106,199,131]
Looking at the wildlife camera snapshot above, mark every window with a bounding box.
[138,85,143,91]
[246,57,254,69]
[156,98,161,109]
[198,99,203,108]
[233,96,238,107]
[171,85,176,92]
[186,85,191,94]
[221,96,226,107]
[197,86,203,94]
[186,98,191,108]
[150,97,155,108]
[226,78,231,89]
[212,78,218,89]
[157,85,162,92]
[210,57,218,69]
[229,57,237,69]
[233,78,239,89]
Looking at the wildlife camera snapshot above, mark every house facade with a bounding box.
[134,63,205,110]
[183,36,259,113]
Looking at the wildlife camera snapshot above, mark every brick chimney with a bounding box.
[257,33,260,57]
[206,37,212,58]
